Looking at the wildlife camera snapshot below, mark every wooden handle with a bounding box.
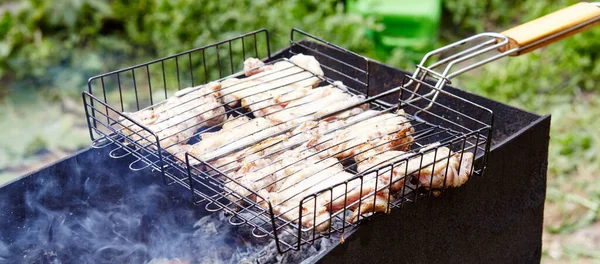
[499,2,600,56]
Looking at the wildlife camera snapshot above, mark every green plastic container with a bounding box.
[347,0,442,60]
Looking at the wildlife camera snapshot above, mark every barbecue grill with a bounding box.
[82,27,495,253]
[0,65,551,263]
[80,2,600,254]
[2,2,599,263]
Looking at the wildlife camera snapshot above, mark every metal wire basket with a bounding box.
[82,27,496,253]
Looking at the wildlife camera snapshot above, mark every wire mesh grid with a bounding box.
[185,76,492,252]
[82,29,271,187]
[82,28,493,253]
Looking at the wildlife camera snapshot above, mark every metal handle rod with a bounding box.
[406,2,600,112]
[406,33,509,110]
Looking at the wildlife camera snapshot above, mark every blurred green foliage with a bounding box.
[0,0,382,181]
[2,0,598,100]
[444,0,600,97]
[0,0,600,260]
[0,0,380,99]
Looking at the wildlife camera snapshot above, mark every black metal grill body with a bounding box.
[312,62,550,263]
[0,52,549,263]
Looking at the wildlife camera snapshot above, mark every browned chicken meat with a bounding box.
[220,54,324,117]
[215,109,413,230]
[177,115,290,165]
[316,152,398,223]
[220,141,363,232]
[356,150,411,192]
[413,148,474,192]
[211,100,368,176]
[243,58,272,76]
[205,114,362,196]
[222,157,281,205]
[342,150,413,223]
[118,82,224,153]
[216,149,327,231]
[285,118,348,149]
[312,109,414,160]
[132,53,476,233]
[263,149,357,232]
[208,134,291,173]
[266,82,367,126]
[347,145,475,222]
[215,119,352,209]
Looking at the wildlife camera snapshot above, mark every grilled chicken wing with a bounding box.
[181,115,287,165]
[274,146,419,232]
[356,151,411,191]
[216,135,320,208]
[413,149,474,193]
[214,95,367,176]
[218,118,352,210]
[362,146,473,192]
[221,145,358,232]
[348,193,392,223]
[265,150,355,232]
[219,109,411,229]
[347,146,474,222]
[285,119,348,150]
[243,58,272,76]
[266,82,367,125]
[220,54,324,117]
[217,149,325,231]
[119,82,224,153]
[342,149,413,223]
[223,158,280,204]
[323,158,393,223]
[210,134,290,172]
[313,109,414,160]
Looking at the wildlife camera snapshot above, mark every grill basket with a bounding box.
[82,29,493,253]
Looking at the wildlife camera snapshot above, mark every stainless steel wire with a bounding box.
[82,28,494,253]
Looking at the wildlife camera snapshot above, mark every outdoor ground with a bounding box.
[1,0,599,262]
